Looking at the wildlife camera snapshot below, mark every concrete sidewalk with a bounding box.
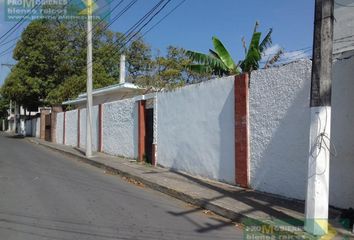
[28,137,353,239]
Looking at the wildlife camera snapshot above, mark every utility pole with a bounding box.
[2,64,15,132]
[120,54,126,84]
[86,0,93,157]
[305,0,334,236]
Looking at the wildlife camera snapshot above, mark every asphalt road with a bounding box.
[0,133,243,240]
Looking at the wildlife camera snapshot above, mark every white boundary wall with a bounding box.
[330,51,354,208]
[250,60,312,201]
[156,76,235,184]
[35,118,40,138]
[24,118,40,137]
[30,58,353,209]
[249,59,354,209]
[56,112,64,144]
[64,110,78,147]
[25,120,32,136]
[79,106,99,151]
[102,98,138,159]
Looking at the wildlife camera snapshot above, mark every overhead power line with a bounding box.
[0,0,43,45]
[141,0,186,38]
[100,0,138,33]
[90,0,172,65]
[117,0,173,53]
[0,43,18,58]
[115,0,166,44]
[0,36,21,47]
[91,0,125,33]
[0,0,76,55]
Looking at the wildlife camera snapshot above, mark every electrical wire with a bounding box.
[0,36,21,47]
[91,0,125,34]
[117,0,173,54]
[141,0,186,38]
[115,0,166,45]
[0,0,43,45]
[89,0,171,66]
[0,43,18,57]
[100,0,138,33]
[0,0,75,56]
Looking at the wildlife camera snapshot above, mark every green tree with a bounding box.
[136,46,209,90]
[186,22,282,76]
[1,19,132,107]
[126,37,153,82]
[0,95,9,119]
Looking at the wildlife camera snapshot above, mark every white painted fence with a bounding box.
[79,106,99,151]
[329,51,354,209]
[35,59,354,209]
[249,58,354,209]
[25,118,40,137]
[102,98,138,159]
[250,60,312,201]
[65,110,78,147]
[156,76,236,184]
[56,112,64,144]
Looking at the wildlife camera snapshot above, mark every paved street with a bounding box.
[0,133,242,240]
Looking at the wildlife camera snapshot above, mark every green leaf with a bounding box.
[259,28,272,53]
[189,64,212,74]
[241,32,262,72]
[253,21,259,33]
[185,50,229,72]
[212,36,236,71]
[209,49,221,60]
[189,64,229,76]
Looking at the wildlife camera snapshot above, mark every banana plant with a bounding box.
[186,22,281,76]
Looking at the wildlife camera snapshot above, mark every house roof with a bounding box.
[62,82,147,105]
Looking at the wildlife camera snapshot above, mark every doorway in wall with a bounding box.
[144,107,154,164]
[138,99,154,164]
[45,114,52,141]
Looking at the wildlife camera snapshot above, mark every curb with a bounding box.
[29,139,250,221]
[28,139,328,239]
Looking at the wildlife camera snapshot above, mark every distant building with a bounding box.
[62,82,148,109]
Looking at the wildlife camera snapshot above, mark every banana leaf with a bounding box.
[212,36,236,71]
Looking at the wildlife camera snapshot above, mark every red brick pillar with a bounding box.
[40,108,50,140]
[77,109,80,148]
[63,111,66,145]
[138,100,146,162]
[98,104,103,152]
[152,144,157,166]
[51,106,63,143]
[235,73,250,188]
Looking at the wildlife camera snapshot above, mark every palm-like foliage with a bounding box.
[186,37,239,76]
[186,22,281,76]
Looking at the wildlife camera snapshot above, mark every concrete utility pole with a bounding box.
[86,0,93,157]
[305,0,334,236]
[2,64,15,132]
[120,54,126,84]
